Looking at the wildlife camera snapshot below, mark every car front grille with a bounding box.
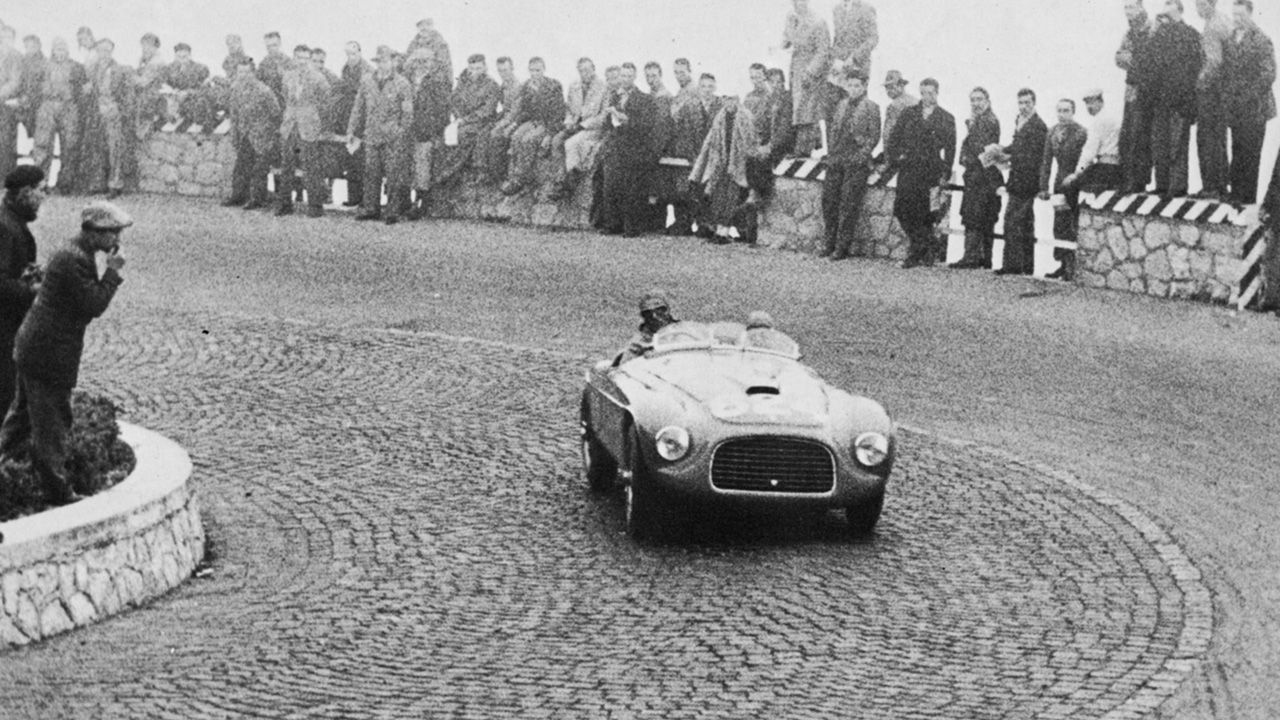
[710,437,835,493]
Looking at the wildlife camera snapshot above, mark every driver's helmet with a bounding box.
[638,289,670,313]
[746,311,774,330]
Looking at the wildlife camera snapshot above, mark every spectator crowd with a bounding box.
[0,0,1276,279]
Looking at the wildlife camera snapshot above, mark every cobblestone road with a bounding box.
[0,307,1210,719]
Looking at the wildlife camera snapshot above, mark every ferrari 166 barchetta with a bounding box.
[580,320,897,540]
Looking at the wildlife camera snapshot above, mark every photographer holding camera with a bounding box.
[0,200,128,506]
[0,165,47,416]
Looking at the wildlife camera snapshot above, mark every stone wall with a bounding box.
[0,423,203,648]
[1076,207,1250,304]
[759,178,941,260]
[137,128,234,198]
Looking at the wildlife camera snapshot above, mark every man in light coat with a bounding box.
[548,57,607,200]
[347,47,414,224]
[782,0,832,155]
[277,44,331,217]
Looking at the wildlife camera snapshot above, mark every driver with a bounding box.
[617,289,679,364]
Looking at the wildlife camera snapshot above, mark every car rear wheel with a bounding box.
[845,491,885,536]
[624,431,661,541]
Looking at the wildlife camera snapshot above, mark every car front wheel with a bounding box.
[624,431,661,540]
[581,428,617,492]
[845,491,885,536]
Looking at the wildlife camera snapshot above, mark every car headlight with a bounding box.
[654,426,691,461]
[854,432,890,467]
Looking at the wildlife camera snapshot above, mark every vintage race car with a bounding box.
[580,320,897,540]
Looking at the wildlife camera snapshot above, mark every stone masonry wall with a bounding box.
[1076,208,1249,304]
[0,424,204,649]
[137,128,235,198]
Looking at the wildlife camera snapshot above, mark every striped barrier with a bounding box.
[1080,190,1246,226]
[1232,225,1269,311]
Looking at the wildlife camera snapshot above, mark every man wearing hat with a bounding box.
[0,200,128,506]
[346,45,414,223]
[0,166,46,416]
[1065,89,1123,193]
[875,69,917,181]
[618,290,679,364]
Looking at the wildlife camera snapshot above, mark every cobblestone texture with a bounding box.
[0,307,1209,718]
[1076,209,1248,304]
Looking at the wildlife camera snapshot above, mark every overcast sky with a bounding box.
[8,0,1280,188]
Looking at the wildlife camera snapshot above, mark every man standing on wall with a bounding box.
[1223,0,1275,205]
[1192,0,1234,200]
[885,78,955,268]
[0,201,128,506]
[1144,0,1202,198]
[782,0,832,156]
[820,67,880,261]
[1118,0,1156,194]
[0,166,45,418]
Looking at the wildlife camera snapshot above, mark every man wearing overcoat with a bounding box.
[434,54,501,187]
[347,47,414,224]
[952,87,1002,269]
[0,201,128,506]
[0,166,44,417]
[821,67,880,260]
[782,0,832,155]
[1143,1,1202,198]
[597,64,659,237]
[1223,0,1275,204]
[885,78,955,268]
[1117,0,1156,193]
[32,39,88,190]
[90,39,135,199]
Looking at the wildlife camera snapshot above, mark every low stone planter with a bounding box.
[0,422,203,648]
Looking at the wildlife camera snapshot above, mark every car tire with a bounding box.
[624,430,661,541]
[845,491,885,536]
[581,429,617,493]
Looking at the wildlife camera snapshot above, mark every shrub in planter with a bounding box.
[0,392,136,523]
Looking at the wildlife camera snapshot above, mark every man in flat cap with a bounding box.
[0,165,46,416]
[0,200,128,506]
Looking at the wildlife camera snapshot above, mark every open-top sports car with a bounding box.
[580,320,897,540]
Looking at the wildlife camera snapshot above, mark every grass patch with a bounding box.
[0,392,137,523]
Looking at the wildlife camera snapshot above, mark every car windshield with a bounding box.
[650,321,801,359]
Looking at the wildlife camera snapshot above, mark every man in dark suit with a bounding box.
[596,63,659,237]
[500,57,564,195]
[0,166,45,418]
[1118,0,1156,193]
[1143,0,1202,198]
[1223,0,1275,205]
[952,87,1002,269]
[885,77,955,268]
[668,73,722,236]
[997,88,1048,276]
[820,66,881,260]
[0,201,127,506]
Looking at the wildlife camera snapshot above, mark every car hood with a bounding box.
[625,352,834,426]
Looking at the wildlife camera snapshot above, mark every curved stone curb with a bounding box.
[0,422,203,648]
[898,422,1214,719]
